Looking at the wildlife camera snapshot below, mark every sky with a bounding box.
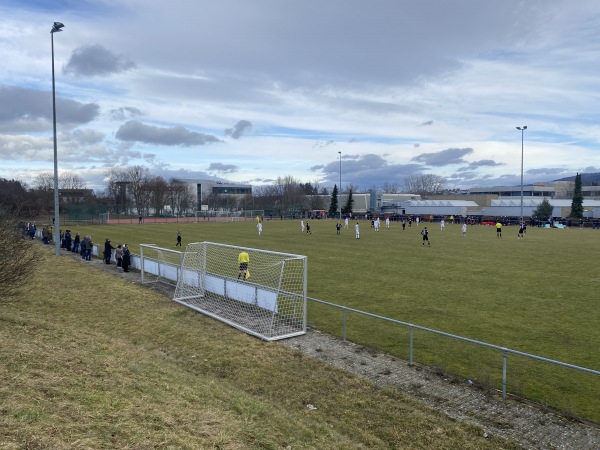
[1,0,600,193]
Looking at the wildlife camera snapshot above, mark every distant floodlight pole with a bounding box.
[51,21,64,256]
[516,125,527,224]
[338,151,342,219]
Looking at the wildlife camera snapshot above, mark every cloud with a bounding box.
[469,159,505,168]
[208,162,238,174]
[527,167,569,175]
[110,106,144,121]
[411,148,474,166]
[63,44,136,77]
[71,129,104,145]
[115,120,223,146]
[224,120,252,139]
[419,120,434,126]
[313,140,335,149]
[0,85,99,132]
[319,153,423,189]
[310,164,325,171]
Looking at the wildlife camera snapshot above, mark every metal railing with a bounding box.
[307,296,600,400]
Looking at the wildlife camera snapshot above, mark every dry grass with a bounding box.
[0,252,520,449]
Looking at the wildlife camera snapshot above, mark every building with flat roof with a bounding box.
[174,179,252,211]
[470,180,600,200]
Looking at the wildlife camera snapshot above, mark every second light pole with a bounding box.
[516,125,527,224]
[338,151,342,220]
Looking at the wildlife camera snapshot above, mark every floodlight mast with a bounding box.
[51,22,64,256]
[516,126,527,224]
[338,151,342,220]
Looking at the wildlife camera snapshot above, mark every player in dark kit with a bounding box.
[421,227,430,246]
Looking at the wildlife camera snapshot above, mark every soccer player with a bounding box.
[402,218,406,231]
[301,220,305,233]
[355,222,360,239]
[176,230,182,247]
[238,250,250,279]
[440,218,445,231]
[421,227,430,246]
[496,221,502,238]
[336,222,341,235]
[374,218,380,232]
[306,222,311,234]
[344,217,349,229]
[518,223,525,239]
[257,222,263,236]
[385,217,390,229]
[462,222,467,237]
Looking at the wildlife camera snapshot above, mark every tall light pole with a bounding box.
[338,151,342,219]
[51,22,64,256]
[516,125,527,224]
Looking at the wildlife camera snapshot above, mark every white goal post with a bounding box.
[140,244,184,286]
[173,242,307,341]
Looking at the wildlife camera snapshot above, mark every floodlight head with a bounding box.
[51,22,64,33]
[523,125,527,130]
[516,126,527,131]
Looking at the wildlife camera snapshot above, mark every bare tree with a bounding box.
[32,172,54,191]
[0,209,39,301]
[104,168,130,214]
[33,171,86,190]
[0,179,32,216]
[124,166,150,216]
[403,174,446,196]
[147,176,169,216]
[167,179,195,216]
[382,181,400,194]
[60,171,86,189]
[276,175,304,216]
[342,183,360,194]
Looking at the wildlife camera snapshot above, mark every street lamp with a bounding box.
[338,151,342,220]
[51,21,64,256]
[516,125,527,224]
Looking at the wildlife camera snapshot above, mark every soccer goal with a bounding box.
[173,242,307,341]
[140,244,184,286]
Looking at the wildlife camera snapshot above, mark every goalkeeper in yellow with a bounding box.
[238,250,250,280]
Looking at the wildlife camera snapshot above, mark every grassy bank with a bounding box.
[0,252,520,449]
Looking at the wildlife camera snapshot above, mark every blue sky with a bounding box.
[1,0,600,192]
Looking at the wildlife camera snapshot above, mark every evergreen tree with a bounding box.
[341,189,354,215]
[328,184,339,217]
[570,172,584,218]
[533,198,553,221]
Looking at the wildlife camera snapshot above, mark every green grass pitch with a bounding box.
[70,218,600,421]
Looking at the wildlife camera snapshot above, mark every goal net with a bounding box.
[173,242,307,341]
[140,244,184,286]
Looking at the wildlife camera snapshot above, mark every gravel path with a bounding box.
[68,249,600,450]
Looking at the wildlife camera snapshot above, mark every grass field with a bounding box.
[0,251,521,449]
[66,218,600,422]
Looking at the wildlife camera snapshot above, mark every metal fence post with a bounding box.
[502,349,507,399]
[409,325,414,367]
[342,309,347,342]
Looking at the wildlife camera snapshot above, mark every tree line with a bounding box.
[0,169,452,219]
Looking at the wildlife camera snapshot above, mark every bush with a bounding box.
[0,210,39,301]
